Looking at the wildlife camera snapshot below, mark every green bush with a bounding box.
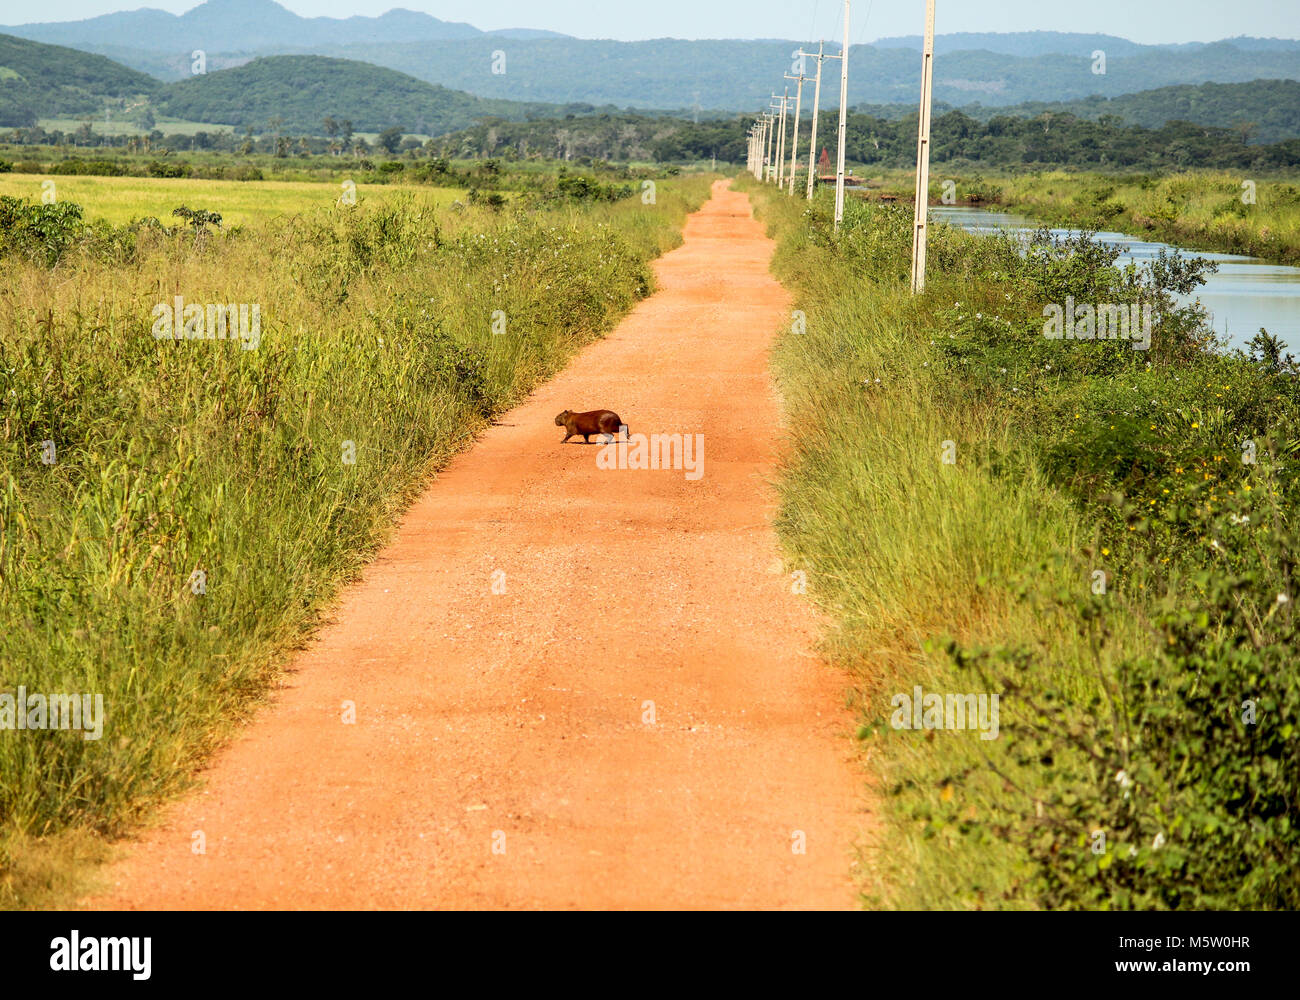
[147,160,191,178]
[0,195,90,265]
[50,159,125,177]
[946,496,1300,909]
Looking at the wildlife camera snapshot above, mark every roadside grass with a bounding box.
[0,173,714,908]
[745,176,1300,909]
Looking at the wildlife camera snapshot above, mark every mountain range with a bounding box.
[2,0,568,50]
[3,1,1298,110]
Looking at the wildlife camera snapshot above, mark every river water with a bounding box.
[930,206,1300,353]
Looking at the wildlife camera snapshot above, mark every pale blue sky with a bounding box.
[8,0,1299,43]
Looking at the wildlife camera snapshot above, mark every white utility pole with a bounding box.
[910,0,937,293]
[800,42,841,201]
[785,70,805,196]
[833,0,851,231]
[763,113,776,181]
[779,88,790,187]
[771,92,788,187]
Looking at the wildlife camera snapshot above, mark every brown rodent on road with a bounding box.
[555,409,628,443]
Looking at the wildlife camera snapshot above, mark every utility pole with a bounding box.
[779,88,789,187]
[799,41,841,201]
[771,93,788,187]
[784,69,805,196]
[910,0,937,293]
[833,0,851,231]
[759,112,769,182]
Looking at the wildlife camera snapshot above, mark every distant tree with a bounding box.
[377,126,404,154]
[323,116,340,155]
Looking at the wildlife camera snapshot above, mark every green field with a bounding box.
[0,172,472,225]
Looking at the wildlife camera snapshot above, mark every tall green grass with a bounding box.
[983,170,1300,266]
[746,178,1300,909]
[0,175,713,907]
[847,168,1300,265]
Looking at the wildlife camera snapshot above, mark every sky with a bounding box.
[7,0,1299,44]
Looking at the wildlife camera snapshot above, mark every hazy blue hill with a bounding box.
[871,31,1156,58]
[155,53,574,134]
[871,31,1300,57]
[2,0,491,50]
[303,37,1300,110]
[2,3,1296,114]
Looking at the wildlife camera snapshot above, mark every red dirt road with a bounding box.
[86,180,868,910]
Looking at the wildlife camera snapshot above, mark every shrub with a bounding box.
[0,196,89,265]
[147,160,191,179]
[945,496,1300,909]
[50,159,125,177]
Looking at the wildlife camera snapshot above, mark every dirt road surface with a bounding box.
[86,180,868,910]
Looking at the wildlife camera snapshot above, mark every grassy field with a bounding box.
[0,170,714,908]
[36,117,236,138]
[0,172,471,226]
[848,168,1300,265]
[744,176,1300,909]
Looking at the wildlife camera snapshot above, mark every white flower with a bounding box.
[1278,593,1290,605]
[1152,832,1166,850]
[1115,770,1132,789]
